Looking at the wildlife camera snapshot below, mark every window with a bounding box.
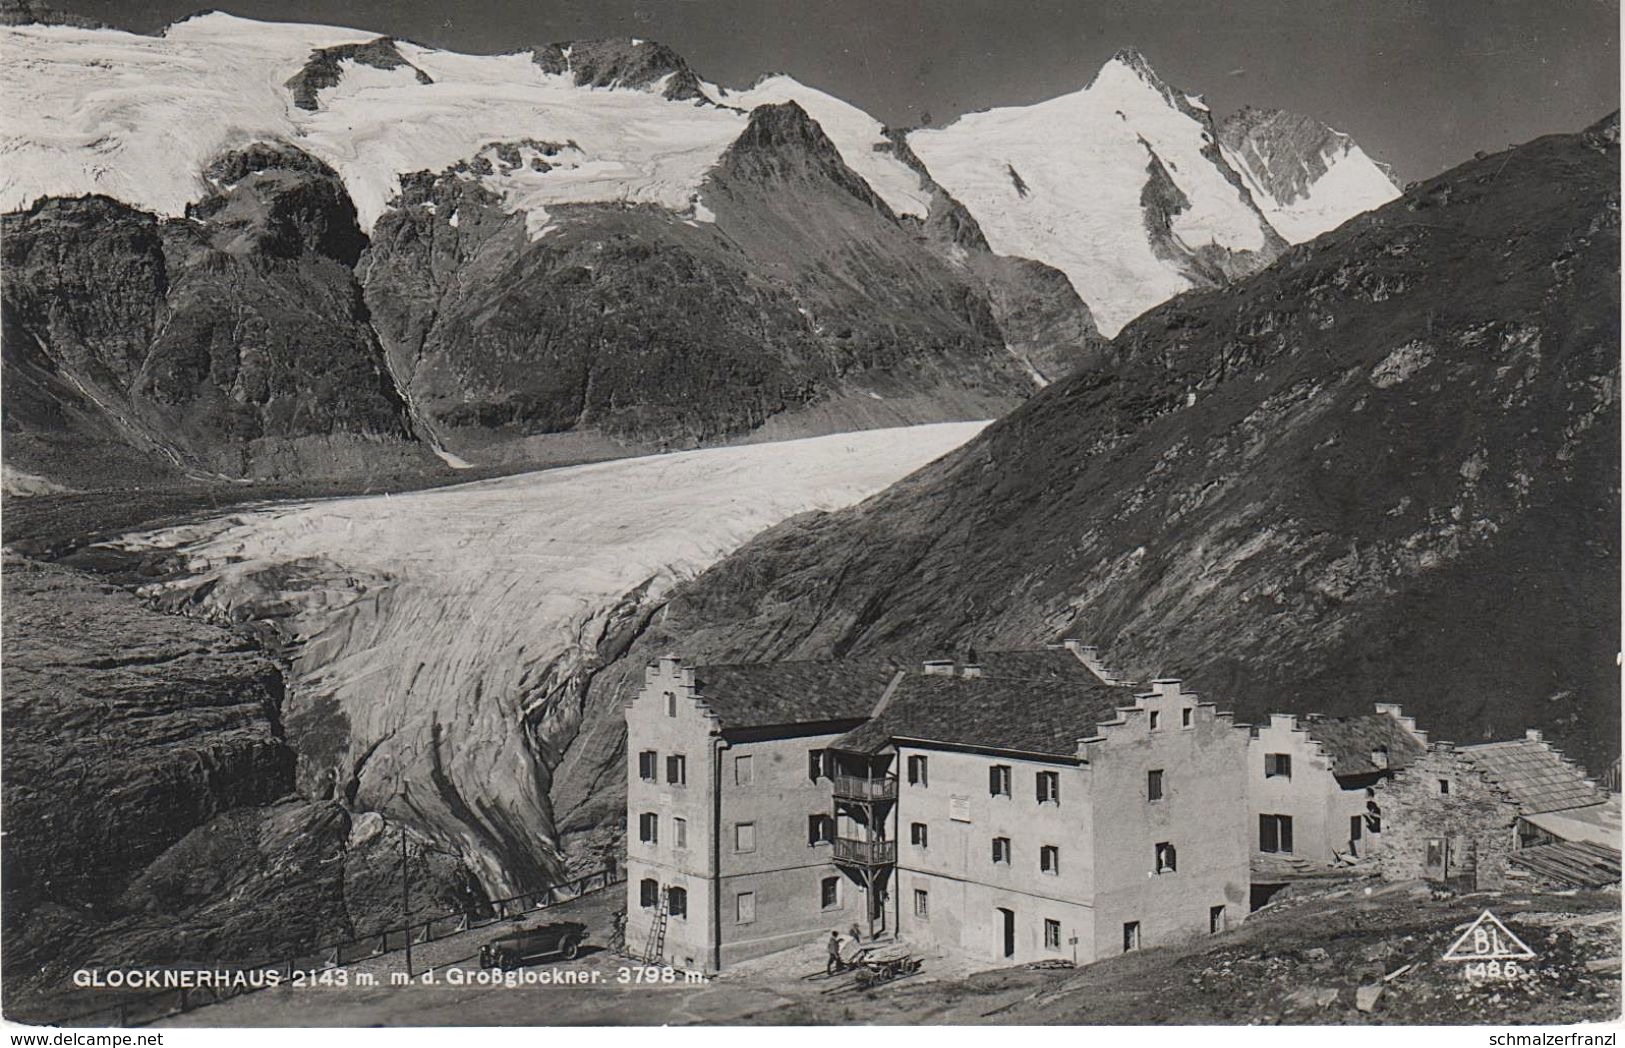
[666,753,687,786]
[907,754,929,786]
[992,837,1012,865]
[911,822,929,847]
[1123,921,1141,952]
[664,691,677,717]
[1147,769,1165,801]
[673,817,688,849]
[736,892,755,924]
[1036,771,1060,805]
[1155,841,1177,874]
[1439,778,1450,795]
[808,813,834,846]
[821,877,841,910]
[734,754,754,786]
[734,822,756,853]
[808,749,827,781]
[1265,753,1292,779]
[1181,707,1193,728]
[638,812,658,844]
[667,886,687,919]
[637,750,658,782]
[1210,905,1226,934]
[1259,814,1294,854]
[914,889,929,918]
[1040,845,1060,875]
[989,764,1012,796]
[1149,710,1161,730]
[639,878,659,908]
[1044,919,1062,950]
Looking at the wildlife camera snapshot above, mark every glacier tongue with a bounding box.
[104,423,986,896]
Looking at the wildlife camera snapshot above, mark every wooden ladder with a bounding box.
[641,892,670,965]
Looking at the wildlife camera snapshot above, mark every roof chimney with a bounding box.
[1525,728,1544,743]
[922,659,956,677]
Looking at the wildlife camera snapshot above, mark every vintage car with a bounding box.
[478,921,589,970]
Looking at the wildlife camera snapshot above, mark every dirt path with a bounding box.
[155,881,1621,1026]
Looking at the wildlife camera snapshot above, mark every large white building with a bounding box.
[624,645,1253,971]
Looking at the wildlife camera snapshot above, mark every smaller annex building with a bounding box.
[1375,730,1613,890]
[1247,704,1430,874]
[624,644,1253,973]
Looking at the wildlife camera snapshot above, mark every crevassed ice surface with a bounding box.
[908,55,1276,337]
[1223,136,1401,244]
[1,16,374,219]
[303,43,748,232]
[0,14,756,232]
[111,423,987,894]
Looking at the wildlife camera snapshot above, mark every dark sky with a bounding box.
[66,0,1620,182]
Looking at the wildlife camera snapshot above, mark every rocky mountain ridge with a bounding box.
[3,13,1394,488]
[1220,106,1403,243]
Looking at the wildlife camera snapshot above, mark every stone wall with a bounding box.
[1374,746,1519,889]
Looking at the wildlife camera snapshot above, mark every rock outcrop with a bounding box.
[1,556,487,1022]
[1220,106,1402,243]
[285,37,434,111]
[1,143,434,489]
[530,38,708,102]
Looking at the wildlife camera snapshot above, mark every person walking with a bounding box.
[826,930,843,974]
[849,922,863,944]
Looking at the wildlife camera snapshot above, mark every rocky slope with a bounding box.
[360,102,1038,461]
[1220,106,1402,243]
[552,115,1622,844]
[0,556,485,1021]
[2,142,434,489]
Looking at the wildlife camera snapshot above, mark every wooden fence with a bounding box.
[50,866,625,1029]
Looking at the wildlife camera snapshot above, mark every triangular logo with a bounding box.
[1442,910,1536,962]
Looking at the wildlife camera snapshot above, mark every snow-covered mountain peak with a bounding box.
[1083,47,1210,123]
[161,8,373,47]
[704,73,931,218]
[907,46,1281,336]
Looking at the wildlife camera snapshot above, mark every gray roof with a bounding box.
[1304,713,1427,777]
[690,659,901,730]
[835,652,1130,757]
[684,647,1126,753]
[1459,738,1608,815]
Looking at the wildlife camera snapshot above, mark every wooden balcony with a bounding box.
[833,837,896,866]
[831,774,897,802]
